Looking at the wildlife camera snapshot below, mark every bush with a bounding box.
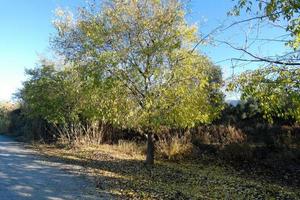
[0,113,9,133]
[192,125,246,146]
[0,102,17,133]
[156,133,193,160]
[117,140,146,156]
[56,123,105,147]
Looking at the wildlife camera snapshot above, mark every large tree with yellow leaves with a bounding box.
[52,0,223,165]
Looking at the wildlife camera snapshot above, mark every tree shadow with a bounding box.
[197,143,300,188]
[36,145,300,199]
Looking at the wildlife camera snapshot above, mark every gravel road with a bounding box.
[0,135,111,200]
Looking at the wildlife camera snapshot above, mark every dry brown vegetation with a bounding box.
[0,102,17,133]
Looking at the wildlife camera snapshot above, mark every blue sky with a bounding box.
[0,0,289,101]
[0,0,85,101]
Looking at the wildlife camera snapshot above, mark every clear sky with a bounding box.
[0,0,289,101]
[0,0,87,101]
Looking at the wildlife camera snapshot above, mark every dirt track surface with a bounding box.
[0,135,110,200]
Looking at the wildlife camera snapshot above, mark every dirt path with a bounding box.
[0,135,110,200]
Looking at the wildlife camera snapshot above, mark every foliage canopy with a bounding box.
[52,0,224,131]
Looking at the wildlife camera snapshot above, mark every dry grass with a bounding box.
[192,125,246,146]
[56,123,105,147]
[116,140,146,157]
[156,134,193,160]
[0,102,17,133]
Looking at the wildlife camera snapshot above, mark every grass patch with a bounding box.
[32,143,300,199]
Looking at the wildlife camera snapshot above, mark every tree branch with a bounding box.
[218,40,300,66]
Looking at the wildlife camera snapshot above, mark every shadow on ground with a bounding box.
[36,144,300,199]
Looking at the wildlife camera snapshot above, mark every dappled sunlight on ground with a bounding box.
[34,142,300,199]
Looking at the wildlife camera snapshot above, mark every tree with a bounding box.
[226,0,300,123]
[52,0,224,165]
[229,66,300,123]
[232,0,300,49]
[211,0,300,66]
[19,61,82,125]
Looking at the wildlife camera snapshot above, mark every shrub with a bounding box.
[0,102,17,133]
[156,133,193,160]
[56,123,105,147]
[0,112,10,133]
[192,125,246,146]
[117,140,146,156]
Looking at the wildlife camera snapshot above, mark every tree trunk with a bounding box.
[146,132,155,165]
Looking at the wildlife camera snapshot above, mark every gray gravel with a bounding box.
[0,135,111,200]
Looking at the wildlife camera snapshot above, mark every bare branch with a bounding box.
[218,40,300,66]
[190,12,283,53]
